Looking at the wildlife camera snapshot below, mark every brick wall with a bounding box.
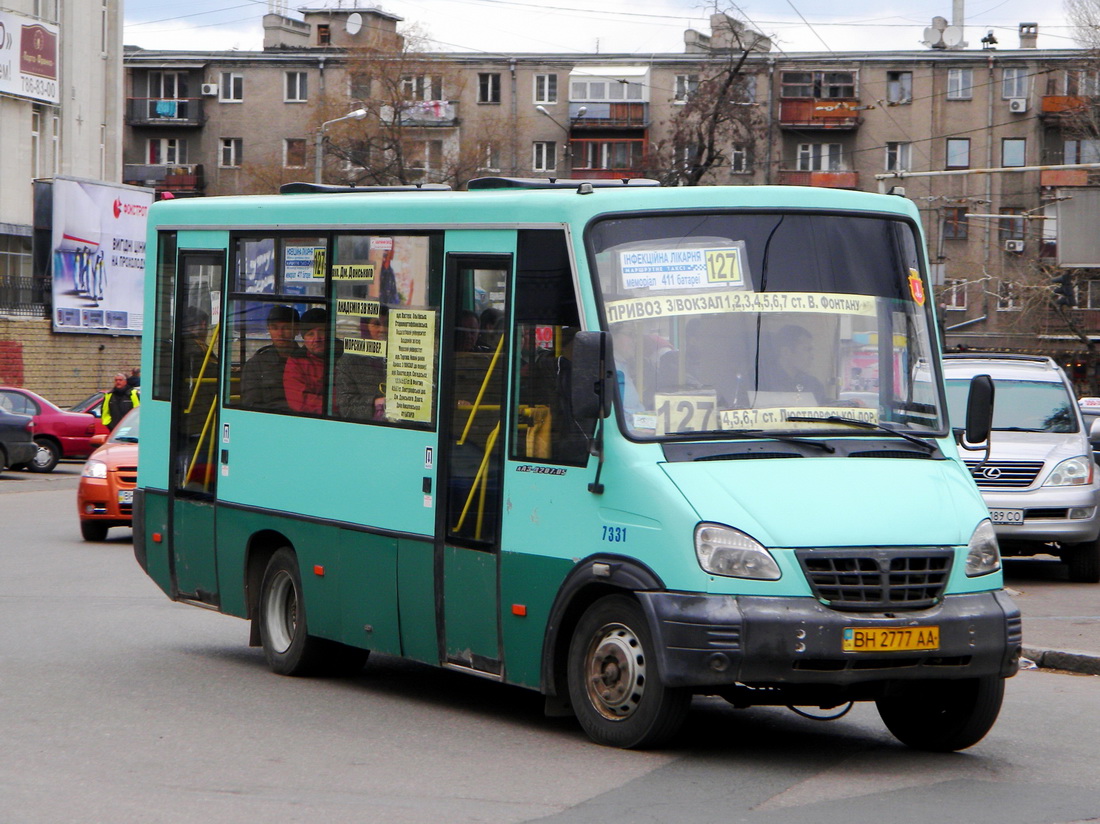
[0,317,141,406]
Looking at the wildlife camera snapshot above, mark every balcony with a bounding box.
[569,102,648,129]
[381,100,458,127]
[1040,169,1093,187]
[1040,95,1091,119]
[127,97,206,128]
[123,163,205,196]
[778,98,861,129]
[778,170,860,189]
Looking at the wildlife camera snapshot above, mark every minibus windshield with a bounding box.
[588,211,945,441]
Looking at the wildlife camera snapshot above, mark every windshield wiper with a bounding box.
[711,429,836,453]
[785,415,937,452]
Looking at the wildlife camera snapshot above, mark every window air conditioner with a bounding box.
[1004,239,1025,253]
[1008,98,1028,113]
[200,84,219,96]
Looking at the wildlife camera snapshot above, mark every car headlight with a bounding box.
[82,459,107,479]
[695,523,781,580]
[966,519,1001,577]
[1044,456,1094,487]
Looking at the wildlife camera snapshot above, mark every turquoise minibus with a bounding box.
[134,178,1019,751]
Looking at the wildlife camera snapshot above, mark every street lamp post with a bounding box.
[535,104,586,174]
[314,108,368,184]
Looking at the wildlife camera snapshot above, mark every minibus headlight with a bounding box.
[965,519,1001,577]
[1044,456,1093,487]
[82,459,107,479]
[695,524,781,580]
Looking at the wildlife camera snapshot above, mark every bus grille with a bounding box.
[964,460,1044,488]
[795,548,953,611]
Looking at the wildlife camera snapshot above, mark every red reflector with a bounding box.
[313,565,325,576]
[511,604,527,617]
[152,533,162,543]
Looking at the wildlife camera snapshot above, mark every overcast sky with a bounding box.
[122,0,1081,55]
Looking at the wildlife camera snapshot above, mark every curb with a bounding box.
[1022,646,1100,676]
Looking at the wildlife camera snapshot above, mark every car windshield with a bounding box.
[108,409,140,443]
[587,211,944,441]
[946,379,1077,433]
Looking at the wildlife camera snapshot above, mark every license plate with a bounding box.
[989,508,1024,524]
[842,626,939,652]
[118,490,133,505]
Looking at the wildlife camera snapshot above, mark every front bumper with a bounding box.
[638,590,1021,691]
[981,482,1100,545]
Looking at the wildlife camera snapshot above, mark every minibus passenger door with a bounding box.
[436,254,511,676]
[168,250,224,606]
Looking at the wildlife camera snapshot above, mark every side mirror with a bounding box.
[964,374,994,445]
[570,331,613,430]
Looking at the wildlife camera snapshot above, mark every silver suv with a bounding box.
[944,354,1100,583]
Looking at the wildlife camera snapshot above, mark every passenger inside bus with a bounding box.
[760,323,825,403]
[284,308,337,415]
[241,304,302,412]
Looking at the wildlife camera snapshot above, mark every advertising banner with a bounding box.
[51,177,154,335]
[0,10,59,105]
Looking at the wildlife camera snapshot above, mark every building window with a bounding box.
[997,281,1020,311]
[796,142,843,171]
[148,138,188,165]
[219,138,243,168]
[1087,280,1100,309]
[886,141,911,171]
[34,0,59,22]
[284,138,306,168]
[317,24,331,45]
[886,71,912,104]
[1002,67,1028,99]
[571,78,644,101]
[780,70,856,99]
[407,140,444,178]
[479,73,501,104]
[999,208,1026,242]
[943,207,969,239]
[479,142,501,172]
[730,144,749,174]
[1002,137,1026,167]
[947,68,973,100]
[402,75,443,101]
[675,74,699,102]
[533,141,557,172]
[1064,138,1100,164]
[285,71,308,102]
[1066,70,1100,96]
[350,74,371,101]
[946,137,970,169]
[942,279,967,310]
[534,74,558,104]
[220,72,243,102]
[733,74,756,103]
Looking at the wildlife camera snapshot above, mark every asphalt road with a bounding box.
[3,468,1100,823]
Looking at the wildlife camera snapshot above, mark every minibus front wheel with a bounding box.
[875,674,1005,752]
[567,594,690,748]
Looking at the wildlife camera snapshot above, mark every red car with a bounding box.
[0,386,99,473]
[77,407,139,541]
[68,391,110,438]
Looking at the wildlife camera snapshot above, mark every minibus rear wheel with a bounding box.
[567,594,690,749]
[259,547,327,676]
[876,674,1005,752]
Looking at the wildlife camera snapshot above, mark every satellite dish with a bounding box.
[345,12,362,35]
[942,26,964,47]
[924,27,943,46]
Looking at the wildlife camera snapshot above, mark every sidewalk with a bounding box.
[1008,566,1100,676]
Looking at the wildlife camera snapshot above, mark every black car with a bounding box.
[0,407,36,472]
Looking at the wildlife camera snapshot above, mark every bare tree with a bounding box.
[648,12,768,186]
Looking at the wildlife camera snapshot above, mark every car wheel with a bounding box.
[1064,539,1100,584]
[876,675,1005,752]
[28,438,60,473]
[258,547,327,676]
[566,594,690,749]
[80,520,109,541]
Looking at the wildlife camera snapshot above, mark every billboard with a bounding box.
[51,177,154,335]
[1056,188,1100,268]
[0,10,59,105]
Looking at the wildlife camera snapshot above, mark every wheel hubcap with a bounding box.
[584,622,646,720]
[263,570,297,654]
[33,445,51,467]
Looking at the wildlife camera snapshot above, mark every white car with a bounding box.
[944,354,1100,583]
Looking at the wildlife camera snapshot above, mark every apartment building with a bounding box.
[0,0,138,401]
[121,8,1100,379]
